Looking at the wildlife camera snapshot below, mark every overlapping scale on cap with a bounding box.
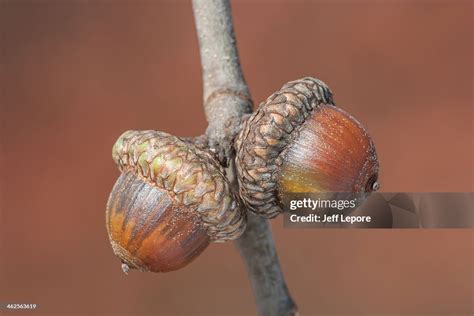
[235,77,334,218]
[112,130,246,241]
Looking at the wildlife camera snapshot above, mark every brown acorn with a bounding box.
[106,130,246,273]
[235,77,380,218]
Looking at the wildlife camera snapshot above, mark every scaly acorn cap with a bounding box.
[235,77,379,218]
[110,130,246,243]
[107,130,247,272]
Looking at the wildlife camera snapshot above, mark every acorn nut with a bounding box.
[235,77,380,218]
[106,130,246,273]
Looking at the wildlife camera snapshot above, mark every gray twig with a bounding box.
[192,1,297,315]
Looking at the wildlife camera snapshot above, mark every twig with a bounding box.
[236,214,298,316]
[192,1,297,315]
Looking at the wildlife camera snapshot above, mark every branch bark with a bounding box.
[192,1,297,315]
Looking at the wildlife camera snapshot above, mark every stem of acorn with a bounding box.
[192,0,297,315]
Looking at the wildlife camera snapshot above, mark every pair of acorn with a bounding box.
[106,77,380,273]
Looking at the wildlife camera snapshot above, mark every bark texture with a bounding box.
[192,0,297,315]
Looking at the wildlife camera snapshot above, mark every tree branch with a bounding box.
[192,1,297,315]
[236,214,298,316]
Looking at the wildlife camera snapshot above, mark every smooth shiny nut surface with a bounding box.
[279,104,378,195]
[106,171,210,272]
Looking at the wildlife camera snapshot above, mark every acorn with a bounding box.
[235,77,380,218]
[106,130,246,273]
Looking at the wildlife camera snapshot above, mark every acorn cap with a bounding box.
[235,77,336,218]
[111,130,246,242]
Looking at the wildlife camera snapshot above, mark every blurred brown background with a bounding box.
[1,1,472,315]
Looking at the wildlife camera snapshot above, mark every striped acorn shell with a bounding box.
[106,130,246,272]
[235,77,379,218]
